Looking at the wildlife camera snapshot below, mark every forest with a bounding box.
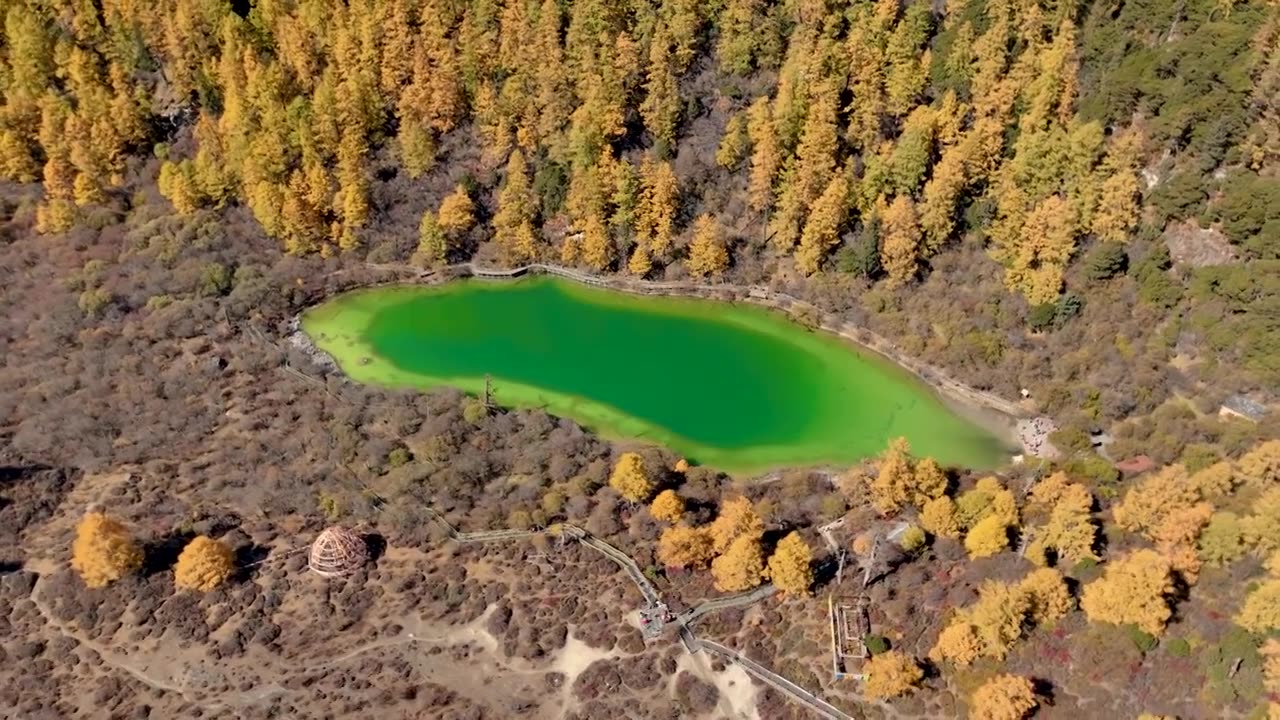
[0,0,1276,459]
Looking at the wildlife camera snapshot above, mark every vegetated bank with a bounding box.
[302,276,1010,472]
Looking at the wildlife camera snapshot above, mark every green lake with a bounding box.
[301,277,1009,472]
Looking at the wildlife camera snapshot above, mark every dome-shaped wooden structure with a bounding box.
[308,526,368,578]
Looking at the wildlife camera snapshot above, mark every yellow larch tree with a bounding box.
[709,496,764,552]
[637,156,679,259]
[931,621,983,666]
[879,195,922,288]
[862,650,923,699]
[415,210,447,268]
[1237,579,1280,634]
[766,531,813,596]
[494,149,541,264]
[711,532,766,591]
[686,214,729,277]
[609,452,653,503]
[912,458,948,506]
[639,31,680,147]
[650,489,685,524]
[1025,473,1098,567]
[658,524,715,568]
[174,536,235,592]
[869,437,914,514]
[746,97,781,212]
[1080,549,1175,635]
[932,579,1031,665]
[1239,440,1280,486]
[1019,567,1074,625]
[71,512,144,588]
[795,173,847,275]
[437,185,476,237]
[971,674,1038,720]
[921,496,962,539]
[965,514,1010,558]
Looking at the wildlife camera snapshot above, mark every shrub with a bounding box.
[1085,242,1129,280]
[174,536,235,591]
[462,397,489,423]
[864,634,890,655]
[1165,637,1192,657]
[386,448,411,468]
[899,525,926,553]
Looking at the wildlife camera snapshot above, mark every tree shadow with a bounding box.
[363,533,387,562]
[0,560,21,574]
[233,543,272,582]
[142,531,195,576]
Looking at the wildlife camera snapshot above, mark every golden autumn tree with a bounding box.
[658,524,715,568]
[174,536,235,591]
[1239,440,1280,486]
[932,579,1032,665]
[862,650,923,699]
[795,173,847,275]
[912,458,948,505]
[711,532,766,591]
[71,512,144,588]
[971,675,1038,720]
[931,621,983,666]
[879,195,922,287]
[639,33,680,147]
[716,112,749,170]
[609,452,653,503]
[1237,579,1280,634]
[650,489,685,524]
[921,496,962,539]
[766,531,813,595]
[708,496,764,552]
[1080,549,1175,635]
[965,514,1010,558]
[494,149,541,263]
[1019,568,1074,625]
[869,436,914,514]
[637,157,678,259]
[415,210,447,268]
[1024,472,1099,567]
[686,214,729,277]
[746,97,780,212]
[437,185,476,237]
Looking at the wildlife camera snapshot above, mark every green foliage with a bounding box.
[1150,170,1209,225]
[1028,303,1057,332]
[1127,624,1157,653]
[386,448,411,468]
[532,160,566,217]
[462,397,489,424]
[864,634,890,656]
[899,525,926,553]
[836,219,881,279]
[1165,637,1192,657]
[318,492,341,521]
[1212,172,1280,258]
[1084,242,1129,281]
[1189,262,1280,384]
[1062,453,1120,487]
[1134,244,1183,309]
[198,262,233,297]
[78,288,113,317]
[1180,444,1221,474]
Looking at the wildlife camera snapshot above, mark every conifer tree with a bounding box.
[494,149,541,263]
[1019,568,1073,625]
[862,651,923,699]
[1237,579,1280,634]
[716,0,763,75]
[796,173,847,276]
[869,437,914,515]
[921,496,962,539]
[686,214,729,277]
[637,157,678,259]
[711,532,766,591]
[746,97,781,212]
[1080,549,1175,635]
[965,514,1010,558]
[640,31,680,147]
[879,195,922,287]
[766,531,813,595]
[437,185,476,237]
[71,512,144,588]
[650,489,685,524]
[174,536,235,591]
[716,112,750,170]
[970,675,1038,720]
[416,211,448,268]
[608,452,653,503]
[658,524,715,567]
[708,496,764,552]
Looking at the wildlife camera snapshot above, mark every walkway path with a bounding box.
[356,261,1027,421]
[419,505,856,720]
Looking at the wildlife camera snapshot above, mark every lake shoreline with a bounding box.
[296,263,1026,466]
